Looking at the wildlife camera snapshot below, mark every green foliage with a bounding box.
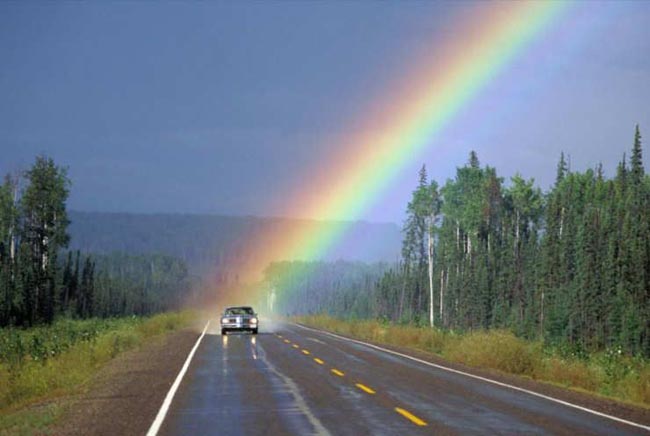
[0,318,135,368]
[18,156,71,325]
[263,260,389,318]
[0,312,192,413]
[0,402,63,436]
[0,156,191,327]
[280,124,650,360]
[400,165,441,326]
[91,251,190,318]
[445,330,538,376]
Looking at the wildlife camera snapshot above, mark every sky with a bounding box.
[1,1,649,225]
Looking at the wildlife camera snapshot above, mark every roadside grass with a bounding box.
[0,403,62,436]
[0,311,193,434]
[296,315,650,408]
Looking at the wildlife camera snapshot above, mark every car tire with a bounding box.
[221,329,227,335]
[252,328,258,335]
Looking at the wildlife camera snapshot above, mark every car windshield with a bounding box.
[225,307,254,315]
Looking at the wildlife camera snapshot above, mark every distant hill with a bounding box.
[67,211,401,276]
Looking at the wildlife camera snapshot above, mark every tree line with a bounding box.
[0,156,189,327]
[66,211,400,278]
[269,125,649,357]
[263,260,389,317]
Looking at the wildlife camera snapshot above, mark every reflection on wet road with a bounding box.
[161,329,326,435]
[158,322,648,436]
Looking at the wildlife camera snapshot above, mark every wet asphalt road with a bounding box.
[158,321,648,436]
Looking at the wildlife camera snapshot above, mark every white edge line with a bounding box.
[146,321,211,436]
[293,323,650,432]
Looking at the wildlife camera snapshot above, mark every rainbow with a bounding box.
[218,2,571,305]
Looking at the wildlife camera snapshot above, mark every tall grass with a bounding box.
[297,315,650,407]
[0,312,193,413]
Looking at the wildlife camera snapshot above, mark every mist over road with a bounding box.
[151,321,648,435]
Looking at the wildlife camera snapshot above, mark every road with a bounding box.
[156,321,648,436]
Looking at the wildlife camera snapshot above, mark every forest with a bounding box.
[0,156,189,327]
[263,260,390,317]
[268,125,650,357]
[66,211,400,276]
[4,125,649,359]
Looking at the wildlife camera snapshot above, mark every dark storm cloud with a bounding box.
[1,2,649,223]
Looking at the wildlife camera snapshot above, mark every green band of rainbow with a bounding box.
[220,2,572,306]
[282,2,569,259]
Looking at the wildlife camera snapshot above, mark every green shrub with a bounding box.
[445,330,540,376]
[537,356,601,391]
[0,311,193,413]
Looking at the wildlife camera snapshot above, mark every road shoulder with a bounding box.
[51,329,199,436]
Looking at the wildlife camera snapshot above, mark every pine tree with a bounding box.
[0,180,13,326]
[398,165,445,325]
[0,175,20,326]
[630,125,644,187]
[556,152,568,185]
[627,125,649,354]
[507,174,542,329]
[469,150,480,169]
[79,256,95,318]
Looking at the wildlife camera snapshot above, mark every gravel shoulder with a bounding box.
[51,329,200,436]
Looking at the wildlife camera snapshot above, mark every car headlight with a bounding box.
[221,317,228,324]
[250,318,258,324]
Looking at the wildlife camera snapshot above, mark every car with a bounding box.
[220,306,259,335]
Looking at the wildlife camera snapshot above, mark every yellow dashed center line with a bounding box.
[355,383,376,395]
[395,407,427,426]
[280,334,425,428]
